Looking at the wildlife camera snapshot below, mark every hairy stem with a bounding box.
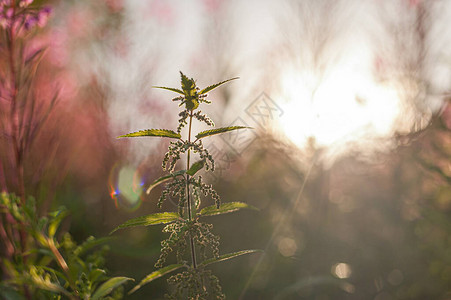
[186,111,197,269]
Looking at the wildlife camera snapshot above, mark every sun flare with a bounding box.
[277,64,402,153]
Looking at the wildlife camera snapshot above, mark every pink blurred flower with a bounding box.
[37,6,51,27]
[5,7,13,18]
[0,0,11,7]
[19,0,33,8]
[24,14,37,30]
[408,0,421,8]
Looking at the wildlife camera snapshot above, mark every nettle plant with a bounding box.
[112,72,261,299]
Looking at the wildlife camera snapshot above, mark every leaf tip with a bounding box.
[109,227,121,235]
[128,285,140,295]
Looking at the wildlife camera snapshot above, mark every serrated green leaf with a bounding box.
[92,277,133,300]
[186,160,205,176]
[184,98,199,110]
[200,250,263,267]
[180,72,196,95]
[195,126,250,140]
[153,86,184,95]
[110,212,180,234]
[128,264,183,295]
[146,170,186,194]
[199,202,258,217]
[48,207,68,239]
[200,77,239,95]
[117,129,181,139]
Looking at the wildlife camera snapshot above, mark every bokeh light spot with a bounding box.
[108,163,145,211]
[277,237,298,257]
[332,262,352,279]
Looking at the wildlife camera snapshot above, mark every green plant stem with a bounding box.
[47,238,79,299]
[186,111,197,269]
[6,6,31,299]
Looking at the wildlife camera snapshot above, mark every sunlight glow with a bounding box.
[278,66,401,150]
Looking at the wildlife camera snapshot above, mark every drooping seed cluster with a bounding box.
[192,185,202,210]
[197,93,210,105]
[161,220,223,300]
[192,221,220,261]
[191,141,215,171]
[177,110,190,134]
[163,140,214,173]
[176,109,215,135]
[193,111,214,127]
[157,177,186,210]
[191,176,221,209]
[162,140,187,172]
[155,220,189,268]
[166,268,206,300]
[156,220,220,269]
[165,268,225,300]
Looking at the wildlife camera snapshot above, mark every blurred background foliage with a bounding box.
[2,0,451,299]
